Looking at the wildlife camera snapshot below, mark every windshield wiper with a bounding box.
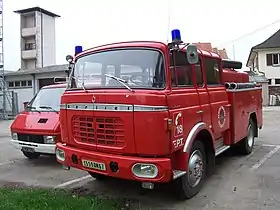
[26,106,41,113]
[104,74,134,92]
[71,76,86,91]
[39,106,59,114]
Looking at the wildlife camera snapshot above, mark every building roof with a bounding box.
[193,42,213,52]
[193,42,229,59]
[4,64,68,76]
[252,29,280,50]
[14,6,60,18]
[246,29,280,67]
[0,70,17,75]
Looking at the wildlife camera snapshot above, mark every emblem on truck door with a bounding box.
[173,112,184,149]
[218,106,226,128]
[174,112,183,137]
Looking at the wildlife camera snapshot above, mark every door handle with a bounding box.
[196,110,203,114]
[225,104,231,107]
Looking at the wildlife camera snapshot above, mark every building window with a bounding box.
[15,81,20,87]
[8,81,14,87]
[266,53,280,66]
[275,79,280,84]
[268,79,272,85]
[7,80,33,89]
[27,80,32,86]
[25,43,36,50]
[21,81,26,86]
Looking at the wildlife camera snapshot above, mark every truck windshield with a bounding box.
[28,87,65,112]
[70,49,166,90]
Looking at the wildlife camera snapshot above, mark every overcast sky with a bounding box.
[4,0,280,71]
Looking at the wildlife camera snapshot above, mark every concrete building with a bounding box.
[0,7,65,115]
[247,29,280,105]
[4,64,67,112]
[14,7,60,70]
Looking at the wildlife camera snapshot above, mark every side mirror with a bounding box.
[65,55,74,76]
[66,55,74,63]
[23,101,30,109]
[186,44,199,64]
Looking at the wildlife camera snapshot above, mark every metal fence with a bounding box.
[0,78,19,119]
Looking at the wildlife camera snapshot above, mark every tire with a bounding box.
[175,140,207,200]
[236,118,255,155]
[22,151,41,159]
[88,172,107,181]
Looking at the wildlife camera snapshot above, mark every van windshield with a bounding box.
[69,48,166,90]
[28,87,65,112]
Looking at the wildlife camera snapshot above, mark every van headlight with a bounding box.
[132,163,158,178]
[56,148,65,161]
[11,132,18,140]
[43,136,55,144]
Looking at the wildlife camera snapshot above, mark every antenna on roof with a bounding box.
[166,0,172,42]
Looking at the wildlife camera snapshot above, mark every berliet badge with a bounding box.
[92,95,96,103]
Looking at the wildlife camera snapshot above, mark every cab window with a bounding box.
[170,51,193,87]
[203,57,222,85]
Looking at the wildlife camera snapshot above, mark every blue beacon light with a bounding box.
[171,29,182,43]
[75,45,83,55]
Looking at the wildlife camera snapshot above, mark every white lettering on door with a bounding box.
[173,138,184,149]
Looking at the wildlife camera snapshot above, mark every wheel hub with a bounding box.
[188,150,204,188]
[247,124,254,148]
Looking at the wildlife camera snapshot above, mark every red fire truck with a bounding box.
[55,29,263,199]
[10,83,66,159]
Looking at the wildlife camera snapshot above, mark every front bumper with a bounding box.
[10,139,56,154]
[56,143,173,183]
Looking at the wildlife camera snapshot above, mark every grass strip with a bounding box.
[0,187,126,210]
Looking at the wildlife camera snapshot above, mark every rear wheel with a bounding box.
[175,140,206,199]
[235,118,255,155]
[22,151,41,159]
[88,172,107,181]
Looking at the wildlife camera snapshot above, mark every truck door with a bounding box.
[203,57,230,139]
[194,59,212,128]
[167,51,202,152]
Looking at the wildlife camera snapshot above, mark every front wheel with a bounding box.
[22,151,41,159]
[175,140,206,200]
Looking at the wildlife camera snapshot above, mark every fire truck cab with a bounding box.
[56,29,263,199]
[10,83,66,159]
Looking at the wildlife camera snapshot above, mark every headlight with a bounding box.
[56,148,65,161]
[11,132,18,140]
[132,163,158,178]
[43,136,55,144]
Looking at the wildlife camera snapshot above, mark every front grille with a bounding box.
[72,116,125,147]
[17,133,44,144]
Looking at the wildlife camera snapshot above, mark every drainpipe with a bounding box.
[31,73,36,95]
[40,8,43,68]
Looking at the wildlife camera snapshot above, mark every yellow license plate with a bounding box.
[81,159,106,171]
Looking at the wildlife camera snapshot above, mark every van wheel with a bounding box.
[22,151,41,159]
[236,118,255,155]
[88,172,107,181]
[175,140,206,199]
